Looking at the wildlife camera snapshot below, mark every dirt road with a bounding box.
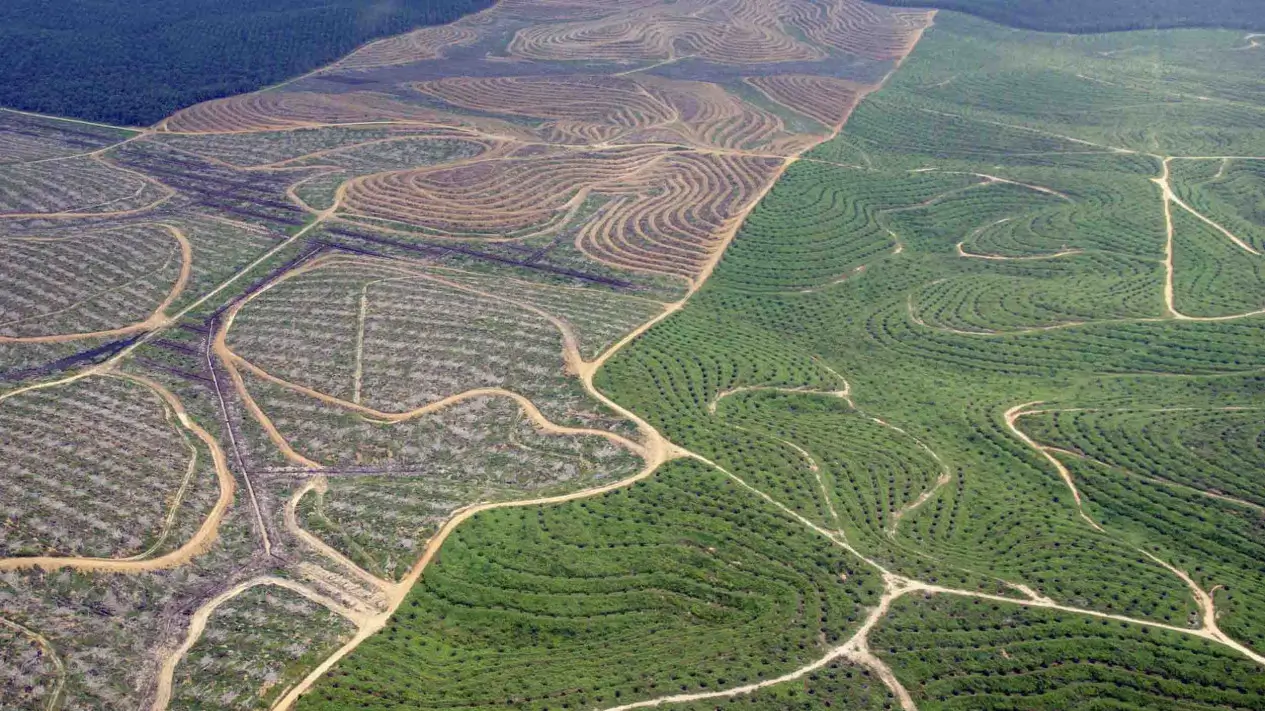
[0,371,235,573]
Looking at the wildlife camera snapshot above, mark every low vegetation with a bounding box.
[0,375,216,559]
[872,594,1265,710]
[300,460,883,711]
[4,0,1264,708]
[170,585,357,711]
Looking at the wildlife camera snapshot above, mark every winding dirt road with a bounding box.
[956,241,1082,261]
[0,223,191,344]
[0,371,235,573]
[1004,402,1103,532]
[149,576,374,711]
[12,10,1265,711]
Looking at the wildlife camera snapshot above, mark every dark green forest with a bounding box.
[0,0,493,126]
[870,0,1265,33]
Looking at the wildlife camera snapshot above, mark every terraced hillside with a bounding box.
[0,0,942,708]
[590,12,1265,708]
[2,2,1264,710]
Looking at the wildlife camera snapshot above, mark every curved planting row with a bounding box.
[1062,455,1265,655]
[578,152,782,279]
[0,156,161,217]
[0,375,216,559]
[414,76,678,143]
[872,594,1265,710]
[716,164,976,291]
[1170,207,1265,318]
[746,75,869,130]
[297,460,883,711]
[334,24,482,70]
[777,0,933,61]
[1019,407,1265,508]
[162,91,458,134]
[866,302,1265,375]
[506,4,823,66]
[1,223,184,339]
[341,146,663,238]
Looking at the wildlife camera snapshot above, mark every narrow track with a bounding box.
[1005,403,1265,666]
[10,7,1265,710]
[0,372,235,573]
[0,616,66,711]
[0,223,191,344]
[149,576,374,711]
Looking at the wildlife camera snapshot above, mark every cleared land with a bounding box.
[3,2,1265,711]
[1,0,938,707]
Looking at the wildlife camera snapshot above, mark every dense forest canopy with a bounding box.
[869,0,1265,33]
[0,0,494,126]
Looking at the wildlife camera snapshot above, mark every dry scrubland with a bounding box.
[0,0,938,707]
[3,0,1265,710]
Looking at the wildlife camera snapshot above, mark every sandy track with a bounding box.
[919,578,1265,664]
[921,170,1072,201]
[1157,157,1191,319]
[956,241,1082,261]
[13,205,353,572]
[120,384,204,561]
[886,467,951,539]
[350,282,372,405]
[706,376,949,542]
[1167,186,1261,256]
[208,245,663,468]
[731,421,844,534]
[1154,156,1265,321]
[149,576,373,711]
[204,311,278,555]
[286,478,395,592]
[0,147,174,219]
[1004,402,1103,532]
[707,385,852,414]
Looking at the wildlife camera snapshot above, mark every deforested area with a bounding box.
[2,0,1263,709]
